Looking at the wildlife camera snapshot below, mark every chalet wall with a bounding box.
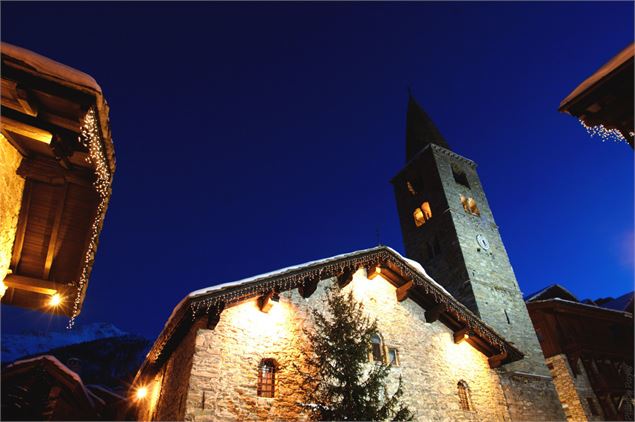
[184,269,510,421]
[0,136,24,292]
[546,354,603,421]
[137,319,203,421]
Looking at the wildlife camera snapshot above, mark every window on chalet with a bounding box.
[457,380,473,411]
[452,165,470,189]
[370,334,385,363]
[257,359,276,398]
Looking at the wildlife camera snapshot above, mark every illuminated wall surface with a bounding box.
[0,136,24,296]
[140,269,511,421]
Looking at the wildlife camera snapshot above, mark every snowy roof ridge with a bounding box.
[531,297,634,317]
[524,283,579,303]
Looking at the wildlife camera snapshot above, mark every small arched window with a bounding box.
[467,198,480,216]
[370,334,385,363]
[421,202,432,220]
[413,208,425,227]
[457,380,472,411]
[257,359,276,398]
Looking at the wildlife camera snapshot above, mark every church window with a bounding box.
[452,165,470,188]
[388,347,399,366]
[460,196,480,216]
[370,334,385,363]
[406,181,416,195]
[413,208,425,227]
[467,198,480,216]
[413,202,432,227]
[257,359,276,398]
[457,380,473,411]
[421,201,432,220]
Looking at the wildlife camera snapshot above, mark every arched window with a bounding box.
[421,202,432,220]
[257,359,276,398]
[467,198,480,216]
[457,380,472,411]
[460,195,469,213]
[370,334,385,363]
[413,208,425,227]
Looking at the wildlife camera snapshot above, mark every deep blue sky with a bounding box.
[2,2,633,340]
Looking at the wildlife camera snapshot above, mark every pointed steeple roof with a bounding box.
[406,94,451,162]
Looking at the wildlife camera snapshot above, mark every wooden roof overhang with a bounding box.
[134,247,523,385]
[1,43,115,319]
[559,43,634,148]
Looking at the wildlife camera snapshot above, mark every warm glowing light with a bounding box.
[135,386,148,400]
[464,333,469,340]
[421,201,432,220]
[413,208,425,227]
[375,267,382,274]
[48,293,63,307]
[0,281,7,299]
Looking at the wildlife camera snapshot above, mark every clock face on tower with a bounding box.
[476,234,490,250]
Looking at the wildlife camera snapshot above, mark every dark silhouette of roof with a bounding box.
[406,95,451,162]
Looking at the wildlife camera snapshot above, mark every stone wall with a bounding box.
[137,319,203,421]
[183,269,511,421]
[546,354,604,421]
[0,135,24,293]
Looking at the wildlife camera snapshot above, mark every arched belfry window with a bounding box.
[257,359,276,398]
[370,334,385,363]
[413,201,432,227]
[457,380,472,411]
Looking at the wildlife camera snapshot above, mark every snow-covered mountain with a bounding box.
[1,322,128,363]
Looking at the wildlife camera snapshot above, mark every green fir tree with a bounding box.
[296,283,414,421]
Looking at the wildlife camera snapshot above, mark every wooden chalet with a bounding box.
[559,42,634,148]
[0,43,115,318]
[526,285,634,420]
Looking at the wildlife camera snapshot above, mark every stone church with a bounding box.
[133,97,565,421]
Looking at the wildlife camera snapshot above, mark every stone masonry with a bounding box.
[178,270,511,422]
[0,135,24,292]
[546,354,604,421]
[392,142,564,420]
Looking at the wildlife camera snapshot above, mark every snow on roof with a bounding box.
[1,42,101,93]
[188,246,451,299]
[531,297,634,317]
[6,355,94,406]
[524,284,579,303]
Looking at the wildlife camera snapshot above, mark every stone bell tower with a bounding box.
[391,95,565,421]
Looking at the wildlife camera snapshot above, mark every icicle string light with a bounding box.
[580,120,627,144]
[67,107,112,328]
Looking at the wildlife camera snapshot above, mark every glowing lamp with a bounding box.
[463,333,469,340]
[135,386,148,400]
[48,293,63,307]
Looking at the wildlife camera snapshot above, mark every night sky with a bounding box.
[2,2,633,340]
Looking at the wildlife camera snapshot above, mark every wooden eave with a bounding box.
[135,247,523,383]
[1,43,115,316]
[527,299,633,322]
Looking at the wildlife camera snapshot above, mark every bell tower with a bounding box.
[392,95,565,420]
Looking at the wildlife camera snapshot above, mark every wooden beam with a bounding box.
[43,183,67,280]
[337,268,355,288]
[298,277,319,299]
[424,303,444,323]
[367,266,382,280]
[10,181,31,270]
[1,115,52,144]
[206,302,225,330]
[396,280,414,302]
[3,274,63,296]
[0,129,29,157]
[258,291,278,313]
[15,86,38,117]
[488,350,508,369]
[454,327,469,344]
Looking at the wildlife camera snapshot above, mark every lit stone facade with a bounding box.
[0,136,24,293]
[546,354,604,421]
[137,269,512,421]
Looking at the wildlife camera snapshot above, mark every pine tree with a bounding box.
[296,283,414,421]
